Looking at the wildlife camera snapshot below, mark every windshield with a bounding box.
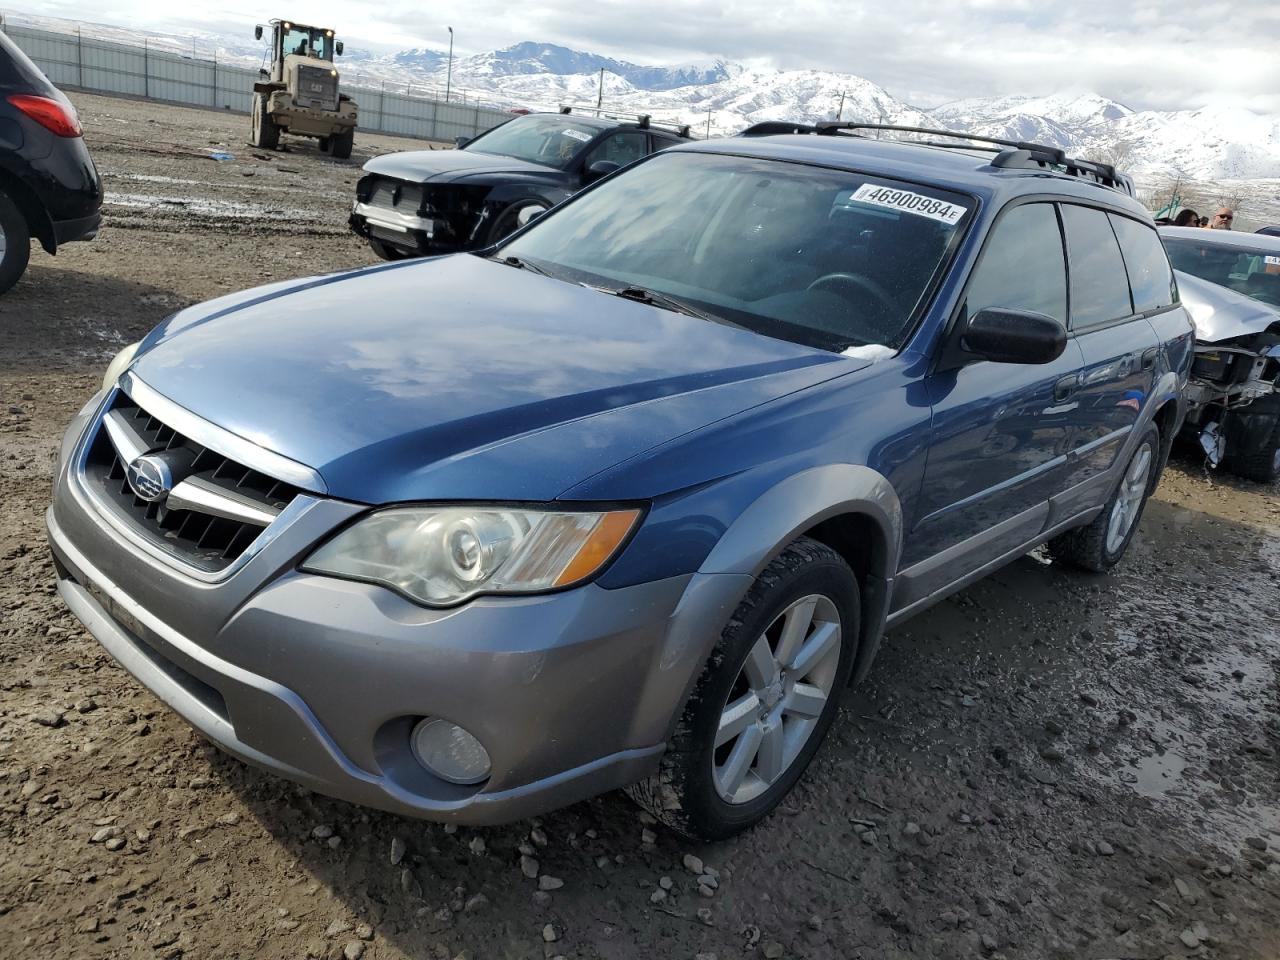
[467,116,603,170]
[499,152,972,350]
[281,25,333,61]
[1164,237,1280,308]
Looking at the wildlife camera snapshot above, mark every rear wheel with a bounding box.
[329,128,354,160]
[251,94,279,150]
[627,537,858,840]
[1225,394,1280,483]
[0,187,30,295]
[317,136,332,153]
[1048,422,1161,572]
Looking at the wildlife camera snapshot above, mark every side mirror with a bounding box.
[960,307,1066,365]
[335,40,343,55]
[254,25,263,40]
[454,136,470,149]
[586,159,621,181]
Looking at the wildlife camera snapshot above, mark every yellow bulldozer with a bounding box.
[251,19,358,158]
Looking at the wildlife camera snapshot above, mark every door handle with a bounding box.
[1141,347,1159,371]
[1053,374,1079,402]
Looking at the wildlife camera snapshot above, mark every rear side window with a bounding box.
[965,202,1067,324]
[1109,214,1176,312]
[1061,205,1133,328]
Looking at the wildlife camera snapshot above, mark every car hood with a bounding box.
[362,148,564,184]
[1175,271,1280,343]
[130,256,857,503]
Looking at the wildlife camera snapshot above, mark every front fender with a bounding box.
[633,464,903,745]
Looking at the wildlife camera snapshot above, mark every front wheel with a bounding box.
[1048,422,1161,572]
[1224,393,1280,484]
[329,128,354,160]
[367,237,410,261]
[251,94,279,149]
[486,201,548,246]
[627,537,858,841]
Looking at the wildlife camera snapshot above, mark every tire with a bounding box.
[329,128,354,160]
[1047,421,1161,572]
[367,238,410,261]
[486,201,548,246]
[627,536,859,841]
[251,94,279,150]
[317,136,331,153]
[1224,394,1280,484]
[0,188,31,295]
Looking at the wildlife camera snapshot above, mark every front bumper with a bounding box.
[349,204,460,256]
[267,90,357,137]
[47,391,748,823]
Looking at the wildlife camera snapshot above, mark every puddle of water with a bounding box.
[1125,747,1189,798]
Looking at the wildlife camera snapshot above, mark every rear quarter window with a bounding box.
[1109,214,1176,312]
[1061,205,1134,328]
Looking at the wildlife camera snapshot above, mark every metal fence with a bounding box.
[1,22,514,144]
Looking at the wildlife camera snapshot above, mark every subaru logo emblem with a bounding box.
[125,454,173,503]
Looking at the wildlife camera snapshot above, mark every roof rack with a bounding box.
[557,104,692,139]
[738,121,1135,196]
[816,123,1135,196]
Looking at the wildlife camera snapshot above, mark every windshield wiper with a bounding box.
[494,254,554,278]
[606,284,727,325]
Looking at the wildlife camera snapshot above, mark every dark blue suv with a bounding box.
[49,124,1193,841]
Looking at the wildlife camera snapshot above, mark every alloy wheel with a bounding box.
[712,594,843,804]
[1106,441,1153,555]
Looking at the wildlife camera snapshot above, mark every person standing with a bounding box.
[1209,207,1235,230]
[1173,208,1201,227]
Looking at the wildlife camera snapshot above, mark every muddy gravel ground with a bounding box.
[2,92,1280,960]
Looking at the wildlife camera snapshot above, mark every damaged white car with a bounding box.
[1161,227,1280,482]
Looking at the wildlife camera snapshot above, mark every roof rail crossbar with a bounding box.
[810,122,1134,197]
[814,122,1064,158]
[556,103,691,135]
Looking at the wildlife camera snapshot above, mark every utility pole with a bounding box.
[836,91,846,121]
[705,107,712,139]
[596,67,604,109]
[445,26,453,103]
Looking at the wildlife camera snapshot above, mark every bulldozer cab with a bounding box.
[256,20,343,83]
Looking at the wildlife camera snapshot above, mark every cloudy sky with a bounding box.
[21,0,1280,111]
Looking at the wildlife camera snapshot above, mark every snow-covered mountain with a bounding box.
[352,43,1280,179]
[12,12,1280,181]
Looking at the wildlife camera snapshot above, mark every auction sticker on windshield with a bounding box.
[851,184,967,225]
[561,129,593,143]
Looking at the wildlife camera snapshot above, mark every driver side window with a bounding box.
[584,131,647,169]
[965,202,1067,323]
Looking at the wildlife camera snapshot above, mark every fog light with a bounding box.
[410,718,491,785]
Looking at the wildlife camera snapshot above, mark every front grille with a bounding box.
[82,393,301,573]
[367,178,424,214]
[296,64,339,111]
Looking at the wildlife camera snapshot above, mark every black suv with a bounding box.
[0,31,103,294]
[349,107,692,260]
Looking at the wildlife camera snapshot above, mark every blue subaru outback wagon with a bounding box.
[49,123,1193,840]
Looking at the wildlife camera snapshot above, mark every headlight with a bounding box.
[302,506,641,606]
[102,341,141,391]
